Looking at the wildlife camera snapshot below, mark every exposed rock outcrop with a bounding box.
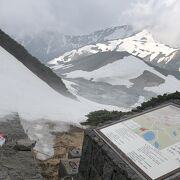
[14,139,36,151]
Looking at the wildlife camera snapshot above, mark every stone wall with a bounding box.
[78,129,141,180]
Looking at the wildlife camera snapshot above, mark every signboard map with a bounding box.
[100,104,180,180]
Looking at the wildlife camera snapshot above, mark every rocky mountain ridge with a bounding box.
[15,25,135,62]
[48,30,179,78]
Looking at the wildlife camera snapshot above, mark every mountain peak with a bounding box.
[15,25,135,62]
[129,29,156,43]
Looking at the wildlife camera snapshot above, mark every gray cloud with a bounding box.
[0,0,130,35]
[0,0,180,46]
[124,0,180,47]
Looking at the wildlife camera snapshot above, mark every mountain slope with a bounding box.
[119,30,179,76]
[0,45,121,120]
[15,25,135,62]
[49,50,180,108]
[0,29,72,97]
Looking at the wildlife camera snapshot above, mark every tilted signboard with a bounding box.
[97,104,180,180]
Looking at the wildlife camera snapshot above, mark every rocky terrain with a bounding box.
[0,113,42,180]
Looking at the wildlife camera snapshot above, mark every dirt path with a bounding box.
[39,126,84,180]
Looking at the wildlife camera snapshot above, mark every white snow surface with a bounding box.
[0,46,124,159]
[120,30,177,63]
[48,30,178,70]
[0,46,122,121]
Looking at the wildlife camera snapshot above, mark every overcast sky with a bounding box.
[0,0,179,47]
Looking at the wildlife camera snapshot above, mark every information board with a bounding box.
[100,105,180,180]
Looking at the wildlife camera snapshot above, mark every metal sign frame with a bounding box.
[95,102,180,180]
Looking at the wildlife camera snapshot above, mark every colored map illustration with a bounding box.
[123,105,180,150]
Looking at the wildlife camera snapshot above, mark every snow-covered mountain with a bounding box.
[48,30,179,77]
[47,29,180,109]
[15,25,135,62]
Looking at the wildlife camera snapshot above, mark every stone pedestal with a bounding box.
[78,129,140,180]
[59,158,80,180]
[78,103,180,180]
